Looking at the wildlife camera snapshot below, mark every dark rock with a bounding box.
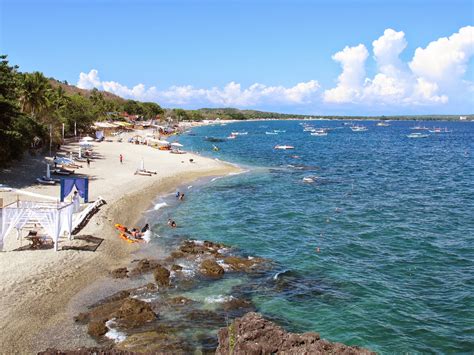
[153,264,170,286]
[115,298,157,329]
[87,320,107,338]
[171,264,183,271]
[186,309,226,327]
[200,259,224,277]
[221,298,254,312]
[145,283,157,291]
[168,296,194,306]
[180,240,225,256]
[223,256,266,272]
[170,251,185,259]
[110,267,128,279]
[115,331,192,353]
[216,312,374,355]
[129,258,159,275]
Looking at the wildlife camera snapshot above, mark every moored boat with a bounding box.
[274,145,294,150]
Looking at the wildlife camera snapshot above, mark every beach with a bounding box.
[0,130,239,353]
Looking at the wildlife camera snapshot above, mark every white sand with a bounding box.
[0,130,240,353]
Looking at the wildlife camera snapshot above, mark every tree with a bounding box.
[123,100,144,115]
[19,71,51,118]
[142,102,164,119]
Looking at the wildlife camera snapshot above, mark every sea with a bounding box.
[143,120,473,353]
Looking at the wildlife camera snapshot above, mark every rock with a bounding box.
[223,256,265,272]
[115,298,157,329]
[87,320,107,338]
[170,251,185,259]
[216,312,374,355]
[221,298,254,312]
[153,264,170,286]
[145,282,158,291]
[110,267,128,279]
[179,240,225,256]
[186,309,226,327]
[171,264,183,271]
[115,331,192,353]
[168,296,193,306]
[129,258,159,275]
[200,259,224,277]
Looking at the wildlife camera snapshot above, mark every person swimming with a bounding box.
[167,218,177,228]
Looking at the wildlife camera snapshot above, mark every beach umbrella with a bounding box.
[171,142,183,147]
[81,136,94,142]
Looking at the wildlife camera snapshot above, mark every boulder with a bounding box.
[168,296,194,306]
[216,312,374,355]
[87,320,107,338]
[171,264,183,271]
[200,259,224,277]
[110,267,128,279]
[115,298,157,329]
[153,264,170,286]
[115,331,192,353]
[129,259,159,275]
[221,298,254,312]
[223,256,265,272]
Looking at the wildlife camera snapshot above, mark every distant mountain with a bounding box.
[49,79,126,103]
[197,108,307,120]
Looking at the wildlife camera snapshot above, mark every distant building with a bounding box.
[460,116,467,120]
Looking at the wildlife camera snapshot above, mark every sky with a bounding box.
[1,0,473,115]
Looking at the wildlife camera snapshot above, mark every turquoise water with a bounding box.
[150,120,474,353]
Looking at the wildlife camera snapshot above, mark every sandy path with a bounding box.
[0,131,239,353]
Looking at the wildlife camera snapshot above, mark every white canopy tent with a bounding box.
[0,200,74,251]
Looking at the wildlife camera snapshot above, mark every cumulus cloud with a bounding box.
[323,44,369,103]
[77,70,320,107]
[409,26,474,84]
[77,26,473,110]
[324,26,473,106]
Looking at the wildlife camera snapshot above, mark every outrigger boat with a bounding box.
[274,145,295,150]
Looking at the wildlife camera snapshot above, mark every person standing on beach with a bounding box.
[87,157,90,167]
[120,154,123,164]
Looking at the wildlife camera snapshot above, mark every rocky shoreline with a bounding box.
[39,240,372,354]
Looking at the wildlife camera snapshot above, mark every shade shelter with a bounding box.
[0,200,74,251]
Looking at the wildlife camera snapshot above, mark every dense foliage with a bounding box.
[0,55,164,167]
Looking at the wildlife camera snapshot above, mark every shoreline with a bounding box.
[0,132,241,353]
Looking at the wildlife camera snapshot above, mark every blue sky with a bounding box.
[1,0,473,115]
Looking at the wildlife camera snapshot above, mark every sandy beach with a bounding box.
[0,130,239,353]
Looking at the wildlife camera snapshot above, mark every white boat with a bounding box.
[274,145,294,150]
[231,131,248,135]
[350,125,368,132]
[429,127,451,133]
[273,130,286,133]
[311,131,328,136]
[227,134,236,139]
[266,131,278,135]
[302,177,315,183]
[407,133,429,138]
[377,121,390,126]
[410,125,428,130]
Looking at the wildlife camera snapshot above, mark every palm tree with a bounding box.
[19,71,51,118]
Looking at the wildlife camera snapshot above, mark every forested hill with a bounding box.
[196,108,307,120]
[49,79,126,104]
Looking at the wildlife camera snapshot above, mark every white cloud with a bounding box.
[409,26,474,85]
[76,69,320,107]
[77,26,473,110]
[323,44,369,103]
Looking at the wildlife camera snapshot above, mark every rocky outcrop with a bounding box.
[153,264,170,286]
[216,312,374,355]
[110,267,128,279]
[87,320,108,338]
[129,258,159,275]
[200,259,225,277]
[179,240,225,256]
[115,298,157,329]
[75,297,157,336]
[222,256,266,271]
